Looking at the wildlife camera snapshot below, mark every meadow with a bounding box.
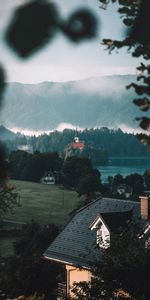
[0,180,83,256]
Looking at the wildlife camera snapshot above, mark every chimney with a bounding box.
[139,192,150,220]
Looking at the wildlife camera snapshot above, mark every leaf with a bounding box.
[136,134,150,146]
[130,0,150,45]
[127,83,150,95]
[136,117,150,130]
[60,9,98,42]
[137,63,147,73]
[123,18,134,26]
[5,0,59,58]
[133,98,150,111]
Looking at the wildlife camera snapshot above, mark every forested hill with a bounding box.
[1,126,149,157]
[1,75,149,131]
[29,128,150,157]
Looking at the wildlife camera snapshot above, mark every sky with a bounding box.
[0,0,140,83]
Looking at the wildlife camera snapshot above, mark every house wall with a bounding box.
[66,264,91,297]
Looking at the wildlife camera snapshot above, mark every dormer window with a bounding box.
[89,211,132,249]
[89,215,110,249]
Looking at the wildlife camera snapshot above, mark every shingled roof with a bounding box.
[44,197,140,268]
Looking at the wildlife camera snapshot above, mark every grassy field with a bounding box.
[1,180,83,256]
[4,180,82,226]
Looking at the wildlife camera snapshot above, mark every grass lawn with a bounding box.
[1,180,83,256]
[4,180,83,226]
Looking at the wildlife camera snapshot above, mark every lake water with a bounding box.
[98,157,150,183]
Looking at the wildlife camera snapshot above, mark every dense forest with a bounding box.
[29,127,150,157]
[1,126,150,158]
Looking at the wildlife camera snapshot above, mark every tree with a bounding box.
[0,183,19,219]
[72,222,150,300]
[113,174,124,186]
[77,170,101,201]
[144,170,150,189]
[99,0,150,147]
[62,156,93,188]
[0,221,62,300]
[125,173,144,197]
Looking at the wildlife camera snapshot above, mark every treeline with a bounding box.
[9,151,63,182]
[9,151,101,198]
[2,127,150,158]
[29,128,150,157]
[9,150,150,201]
[105,171,150,201]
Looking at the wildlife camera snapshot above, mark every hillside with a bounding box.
[1,75,146,132]
[0,125,17,141]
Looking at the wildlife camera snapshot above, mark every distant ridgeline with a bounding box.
[1,126,150,160]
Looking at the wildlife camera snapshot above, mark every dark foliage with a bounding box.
[62,156,94,188]
[61,9,98,42]
[5,0,97,57]
[130,0,150,45]
[9,150,63,182]
[5,0,59,57]
[99,0,150,147]
[28,128,150,158]
[72,222,150,300]
[0,183,19,218]
[0,221,62,300]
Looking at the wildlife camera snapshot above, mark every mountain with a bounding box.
[0,125,17,141]
[1,75,147,132]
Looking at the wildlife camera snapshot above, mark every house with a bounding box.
[115,184,133,198]
[43,194,150,299]
[40,171,55,185]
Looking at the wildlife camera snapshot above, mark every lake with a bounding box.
[98,157,150,183]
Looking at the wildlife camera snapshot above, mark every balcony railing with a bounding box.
[57,282,67,300]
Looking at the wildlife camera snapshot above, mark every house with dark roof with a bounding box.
[43,194,150,299]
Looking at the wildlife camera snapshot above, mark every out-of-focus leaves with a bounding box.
[136,117,150,130]
[137,63,149,74]
[5,0,59,58]
[133,98,150,111]
[123,18,134,26]
[119,0,132,5]
[99,0,110,10]
[137,134,150,146]
[61,9,98,42]
[127,82,150,95]
[0,66,6,107]
[130,0,150,45]
[132,45,150,60]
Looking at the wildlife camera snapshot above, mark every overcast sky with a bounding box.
[0,0,140,83]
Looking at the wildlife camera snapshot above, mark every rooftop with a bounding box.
[44,197,140,268]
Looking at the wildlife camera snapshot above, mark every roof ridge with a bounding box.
[76,197,102,213]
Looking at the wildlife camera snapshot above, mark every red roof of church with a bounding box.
[70,141,84,150]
